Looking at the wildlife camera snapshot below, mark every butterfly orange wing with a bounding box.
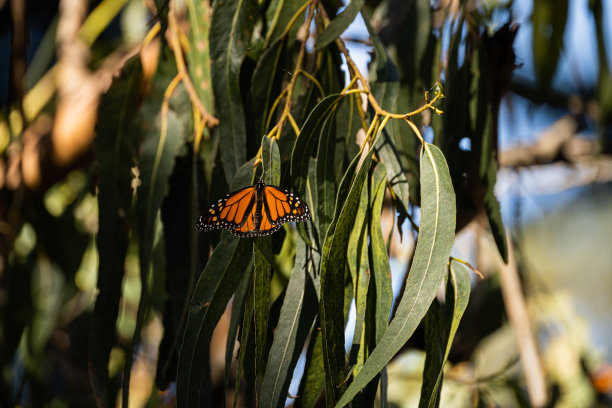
[196,186,255,232]
[263,185,310,225]
[197,182,310,237]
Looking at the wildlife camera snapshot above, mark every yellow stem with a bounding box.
[317,4,444,120]
[297,69,325,97]
[342,89,368,97]
[287,113,301,138]
[280,0,313,39]
[403,118,425,145]
[265,89,288,131]
[358,115,379,156]
[451,257,485,279]
[341,75,359,94]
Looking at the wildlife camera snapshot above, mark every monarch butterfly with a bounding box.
[196,179,310,237]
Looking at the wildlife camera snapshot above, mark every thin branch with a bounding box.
[499,231,547,407]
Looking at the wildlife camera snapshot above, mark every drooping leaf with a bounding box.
[368,163,392,344]
[347,176,370,372]
[316,110,337,240]
[210,0,256,183]
[335,94,362,177]
[316,43,345,95]
[253,236,273,391]
[316,0,364,50]
[253,138,280,386]
[224,258,252,406]
[337,144,456,407]
[291,94,344,200]
[259,240,319,408]
[265,0,308,47]
[249,40,288,141]
[235,276,256,408]
[262,137,281,186]
[90,58,142,408]
[319,146,375,406]
[419,262,470,408]
[472,44,507,262]
[295,321,325,408]
[177,234,253,407]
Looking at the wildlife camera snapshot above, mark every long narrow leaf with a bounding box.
[336,143,456,407]
[259,240,319,408]
[210,0,256,183]
[253,237,273,390]
[249,40,287,140]
[291,94,343,199]
[295,321,325,408]
[419,262,470,408]
[177,234,253,407]
[347,178,370,372]
[316,0,364,50]
[368,163,392,344]
[320,147,375,406]
[316,112,337,240]
[224,260,252,406]
[265,0,308,46]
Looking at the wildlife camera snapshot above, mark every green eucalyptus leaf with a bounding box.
[320,146,375,406]
[336,144,456,407]
[210,0,257,183]
[259,240,319,408]
[419,262,470,408]
[316,0,364,50]
[177,234,253,407]
[369,163,392,344]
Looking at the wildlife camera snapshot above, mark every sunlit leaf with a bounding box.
[186,0,214,115]
[320,146,375,405]
[337,144,455,407]
[419,262,470,408]
[369,163,392,344]
[347,176,370,372]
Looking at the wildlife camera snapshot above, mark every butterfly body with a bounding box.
[197,180,310,237]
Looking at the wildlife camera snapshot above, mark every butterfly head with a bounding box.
[255,179,266,192]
